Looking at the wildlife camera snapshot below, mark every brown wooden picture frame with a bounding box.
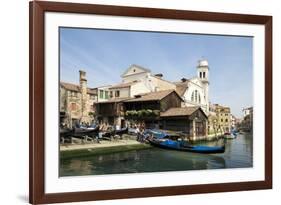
[29,1,272,204]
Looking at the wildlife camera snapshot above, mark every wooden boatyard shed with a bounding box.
[95,97,129,127]
[123,90,183,128]
[160,106,208,140]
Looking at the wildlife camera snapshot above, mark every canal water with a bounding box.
[60,133,253,176]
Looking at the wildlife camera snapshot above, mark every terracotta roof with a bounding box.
[87,88,98,95]
[125,89,182,103]
[160,106,200,117]
[60,82,97,95]
[109,81,138,89]
[175,84,188,96]
[61,82,80,92]
[173,80,189,96]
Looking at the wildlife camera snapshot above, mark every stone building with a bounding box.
[60,70,97,127]
[231,114,237,129]
[241,107,253,132]
[212,104,232,133]
[207,104,218,135]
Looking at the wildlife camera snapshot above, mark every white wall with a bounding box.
[1,0,279,205]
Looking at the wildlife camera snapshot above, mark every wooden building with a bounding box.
[123,90,183,128]
[160,106,208,140]
[95,89,208,139]
[94,97,129,128]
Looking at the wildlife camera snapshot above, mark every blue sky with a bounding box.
[60,27,253,118]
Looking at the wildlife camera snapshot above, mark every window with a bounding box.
[191,90,201,104]
[110,91,113,98]
[225,119,228,122]
[71,91,77,97]
[203,72,206,78]
[221,119,223,122]
[99,90,104,99]
[115,90,120,97]
[90,94,95,100]
[225,113,228,116]
[105,91,109,99]
[199,72,202,78]
[70,103,77,111]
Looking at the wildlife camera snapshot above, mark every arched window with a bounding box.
[191,90,201,104]
[191,92,194,102]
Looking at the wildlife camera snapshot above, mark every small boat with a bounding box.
[146,129,225,154]
[224,131,237,139]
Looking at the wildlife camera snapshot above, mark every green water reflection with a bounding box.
[60,133,253,176]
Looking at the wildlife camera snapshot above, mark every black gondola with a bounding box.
[114,127,128,138]
[72,126,100,139]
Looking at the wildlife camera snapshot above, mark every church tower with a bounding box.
[197,59,210,114]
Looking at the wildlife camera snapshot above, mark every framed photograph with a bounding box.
[29,1,272,204]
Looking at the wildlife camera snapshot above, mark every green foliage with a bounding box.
[125,109,160,118]
[88,112,94,116]
[152,110,160,116]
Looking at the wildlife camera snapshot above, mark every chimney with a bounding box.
[181,78,187,82]
[155,73,163,78]
[79,70,87,93]
[79,70,87,120]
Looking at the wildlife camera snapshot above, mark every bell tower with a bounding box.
[197,59,209,83]
[197,59,210,114]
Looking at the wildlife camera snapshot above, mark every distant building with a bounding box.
[60,71,97,127]
[241,107,253,132]
[212,104,232,133]
[207,104,218,134]
[231,114,237,129]
[243,107,252,117]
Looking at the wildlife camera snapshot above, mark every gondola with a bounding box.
[60,128,74,143]
[114,127,128,137]
[60,128,74,137]
[72,126,100,138]
[146,129,225,154]
[101,127,128,140]
[148,138,225,154]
